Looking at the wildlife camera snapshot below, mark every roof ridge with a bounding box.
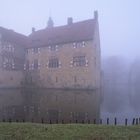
[30,18,95,34]
[28,18,95,47]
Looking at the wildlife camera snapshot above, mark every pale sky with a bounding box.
[0,0,140,60]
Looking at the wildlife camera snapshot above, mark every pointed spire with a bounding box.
[47,17,54,28]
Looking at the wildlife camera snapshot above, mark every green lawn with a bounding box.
[0,123,140,140]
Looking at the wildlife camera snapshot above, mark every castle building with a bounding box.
[0,27,27,87]
[0,11,101,123]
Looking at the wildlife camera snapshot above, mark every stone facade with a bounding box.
[26,40,100,89]
[0,11,101,122]
[0,27,27,88]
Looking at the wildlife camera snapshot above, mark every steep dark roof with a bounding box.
[28,19,96,47]
[0,27,28,47]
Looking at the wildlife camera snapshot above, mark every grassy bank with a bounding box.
[0,123,140,140]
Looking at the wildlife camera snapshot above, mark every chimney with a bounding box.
[32,27,35,33]
[94,10,98,20]
[67,17,73,25]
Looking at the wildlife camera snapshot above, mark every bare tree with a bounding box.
[129,59,140,110]
[102,56,129,113]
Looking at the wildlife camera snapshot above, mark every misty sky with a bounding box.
[0,0,140,60]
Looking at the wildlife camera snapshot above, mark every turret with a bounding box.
[47,17,54,28]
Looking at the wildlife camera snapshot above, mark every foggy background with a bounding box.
[0,0,140,122]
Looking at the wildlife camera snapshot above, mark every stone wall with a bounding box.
[0,70,24,87]
[26,40,100,89]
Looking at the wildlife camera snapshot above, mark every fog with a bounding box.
[0,0,140,121]
[0,0,140,59]
[101,56,140,124]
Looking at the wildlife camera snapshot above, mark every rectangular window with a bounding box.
[2,57,15,70]
[73,41,86,48]
[82,41,86,47]
[1,43,14,52]
[24,60,29,70]
[48,58,59,68]
[49,45,58,51]
[73,56,86,67]
[33,47,40,53]
[34,59,38,70]
[7,45,10,51]
[73,42,77,48]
